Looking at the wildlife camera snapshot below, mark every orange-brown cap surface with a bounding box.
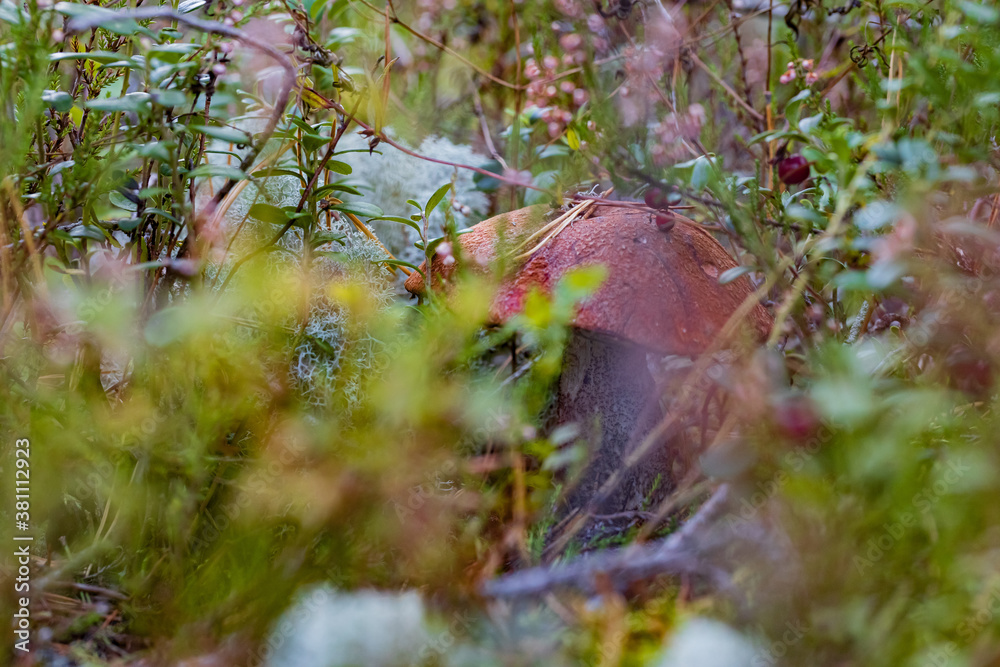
[405,204,772,355]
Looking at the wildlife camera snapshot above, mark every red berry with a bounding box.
[654,212,675,232]
[774,395,820,442]
[777,155,810,185]
[644,187,666,209]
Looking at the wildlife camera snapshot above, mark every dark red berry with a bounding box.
[777,155,810,185]
[644,187,666,209]
[654,212,675,232]
[773,395,821,442]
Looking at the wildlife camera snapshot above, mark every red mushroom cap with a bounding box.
[404,204,771,355]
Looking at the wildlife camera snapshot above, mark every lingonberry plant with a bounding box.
[3,0,1000,664]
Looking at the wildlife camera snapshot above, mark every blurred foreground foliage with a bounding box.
[3,0,1000,665]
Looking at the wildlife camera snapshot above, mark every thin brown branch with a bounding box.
[688,51,765,123]
[482,485,732,598]
[353,0,519,90]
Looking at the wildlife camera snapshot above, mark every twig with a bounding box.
[2,179,45,292]
[53,581,129,601]
[764,0,775,188]
[472,87,507,169]
[482,485,731,598]
[509,0,523,211]
[353,0,518,90]
[308,88,551,193]
[688,52,764,123]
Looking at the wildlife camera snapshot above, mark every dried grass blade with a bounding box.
[514,198,598,261]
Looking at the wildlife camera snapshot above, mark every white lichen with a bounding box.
[210,132,488,410]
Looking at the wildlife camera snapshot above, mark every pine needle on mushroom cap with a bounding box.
[405,203,771,355]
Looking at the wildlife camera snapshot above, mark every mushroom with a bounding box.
[405,204,771,518]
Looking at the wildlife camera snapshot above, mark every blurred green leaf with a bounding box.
[425,183,452,216]
[332,201,383,219]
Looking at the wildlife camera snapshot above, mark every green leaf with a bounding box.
[425,183,452,216]
[472,161,503,192]
[42,90,73,112]
[327,26,361,47]
[255,168,307,182]
[311,231,346,248]
[177,0,208,12]
[799,112,824,135]
[144,307,196,347]
[248,203,291,225]
[56,2,154,37]
[746,130,811,147]
[151,89,189,108]
[423,236,448,256]
[69,224,107,241]
[719,266,754,285]
[332,201,383,219]
[690,156,712,190]
[0,0,26,24]
[303,333,339,358]
[109,190,138,212]
[379,259,422,273]
[209,149,251,160]
[565,128,581,150]
[786,204,826,224]
[958,0,999,23]
[555,265,607,310]
[784,89,811,124]
[288,211,314,230]
[854,201,899,231]
[116,217,142,232]
[188,124,252,145]
[131,141,172,162]
[288,117,316,133]
[314,182,364,197]
[301,132,328,153]
[51,50,135,65]
[145,208,179,223]
[327,161,352,175]
[538,144,571,160]
[186,165,249,181]
[86,93,151,113]
[371,215,423,235]
[147,42,201,62]
[307,0,330,19]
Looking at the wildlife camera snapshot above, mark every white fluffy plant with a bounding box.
[333,131,490,267]
[210,132,489,410]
